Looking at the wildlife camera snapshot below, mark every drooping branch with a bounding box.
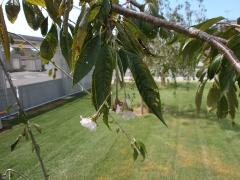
[0,58,49,180]
[0,59,24,115]
[112,4,240,73]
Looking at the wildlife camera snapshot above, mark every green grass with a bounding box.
[1,83,240,180]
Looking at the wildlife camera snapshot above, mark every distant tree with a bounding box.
[144,0,206,86]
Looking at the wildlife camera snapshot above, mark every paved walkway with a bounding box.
[7,71,61,87]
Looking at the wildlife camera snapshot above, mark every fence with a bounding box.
[0,71,92,119]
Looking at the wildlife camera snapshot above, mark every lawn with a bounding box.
[1,83,240,180]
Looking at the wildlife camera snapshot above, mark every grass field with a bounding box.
[1,83,240,180]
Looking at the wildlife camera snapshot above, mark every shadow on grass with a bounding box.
[163,105,240,132]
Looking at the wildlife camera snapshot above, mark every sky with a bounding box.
[4,0,240,37]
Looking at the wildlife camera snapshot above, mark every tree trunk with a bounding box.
[161,70,166,86]
[141,98,144,115]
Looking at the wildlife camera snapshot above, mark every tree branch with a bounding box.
[112,4,240,73]
[0,58,48,180]
[127,0,144,11]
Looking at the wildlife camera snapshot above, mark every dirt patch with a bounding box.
[200,146,240,177]
[168,143,240,177]
[141,160,172,176]
[133,106,149,116]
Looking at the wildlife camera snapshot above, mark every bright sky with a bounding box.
[204,0,240,20]
[4,0,240,37]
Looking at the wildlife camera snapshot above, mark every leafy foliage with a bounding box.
[195,80,207,114]
[0,5,10,60]
[5,0,20,23]
[207,83,220,112]
[60,28,73,67]
[40,24,58,63]
[1,0,240,129]
[22,0,44,30]
[71,5,89,70]
[73,36,100,84]
[26,0,45,7]
[92,44,113,110]
[131,140,147,161]
[44,0,60,25]
[11,135,22,151]
[40,17,48,36]
[124,50,166,126]
[91,43,113,126]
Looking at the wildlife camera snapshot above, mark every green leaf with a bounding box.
[207,83,221,112]
[73,4,87,34]
[139,2,159,39]
[11,135,22,151]
[26,0,45,7]
[71,6,90,70]
[68,23,75,36]
[0,5,10,61]
[118,49,129,76]
[196,68,207,82]
[5,0,20,23]
[137,141,147,160]
[217,95,228,119]
[133,148,138,161]
[95,0,111,25]
[124,18,147,41]
[32,123,42,133]
[219,61,236,92]
[207,55,222,80]
[23,0,43,30]
[40,24,58,63]
[116,22,143,55]
[44,0,61,25]
[92,44,113,110]
[181,38,203,65]
[195,80,207,114]
[60,28,73,67]
[21,127,29,140]
[227,84,238,119]
[194,16,224,31]
[73,36,100,84]
[40,17,48,36]
[88,5,101,23]
[126,51,166,126]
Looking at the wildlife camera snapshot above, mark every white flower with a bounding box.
[116,104,123,114]
[112,27,118,36]
[80,116,97,131]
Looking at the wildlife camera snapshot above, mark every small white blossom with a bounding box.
[112,27,118,36]
[116,104,123,114]
[80,116,97,131]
